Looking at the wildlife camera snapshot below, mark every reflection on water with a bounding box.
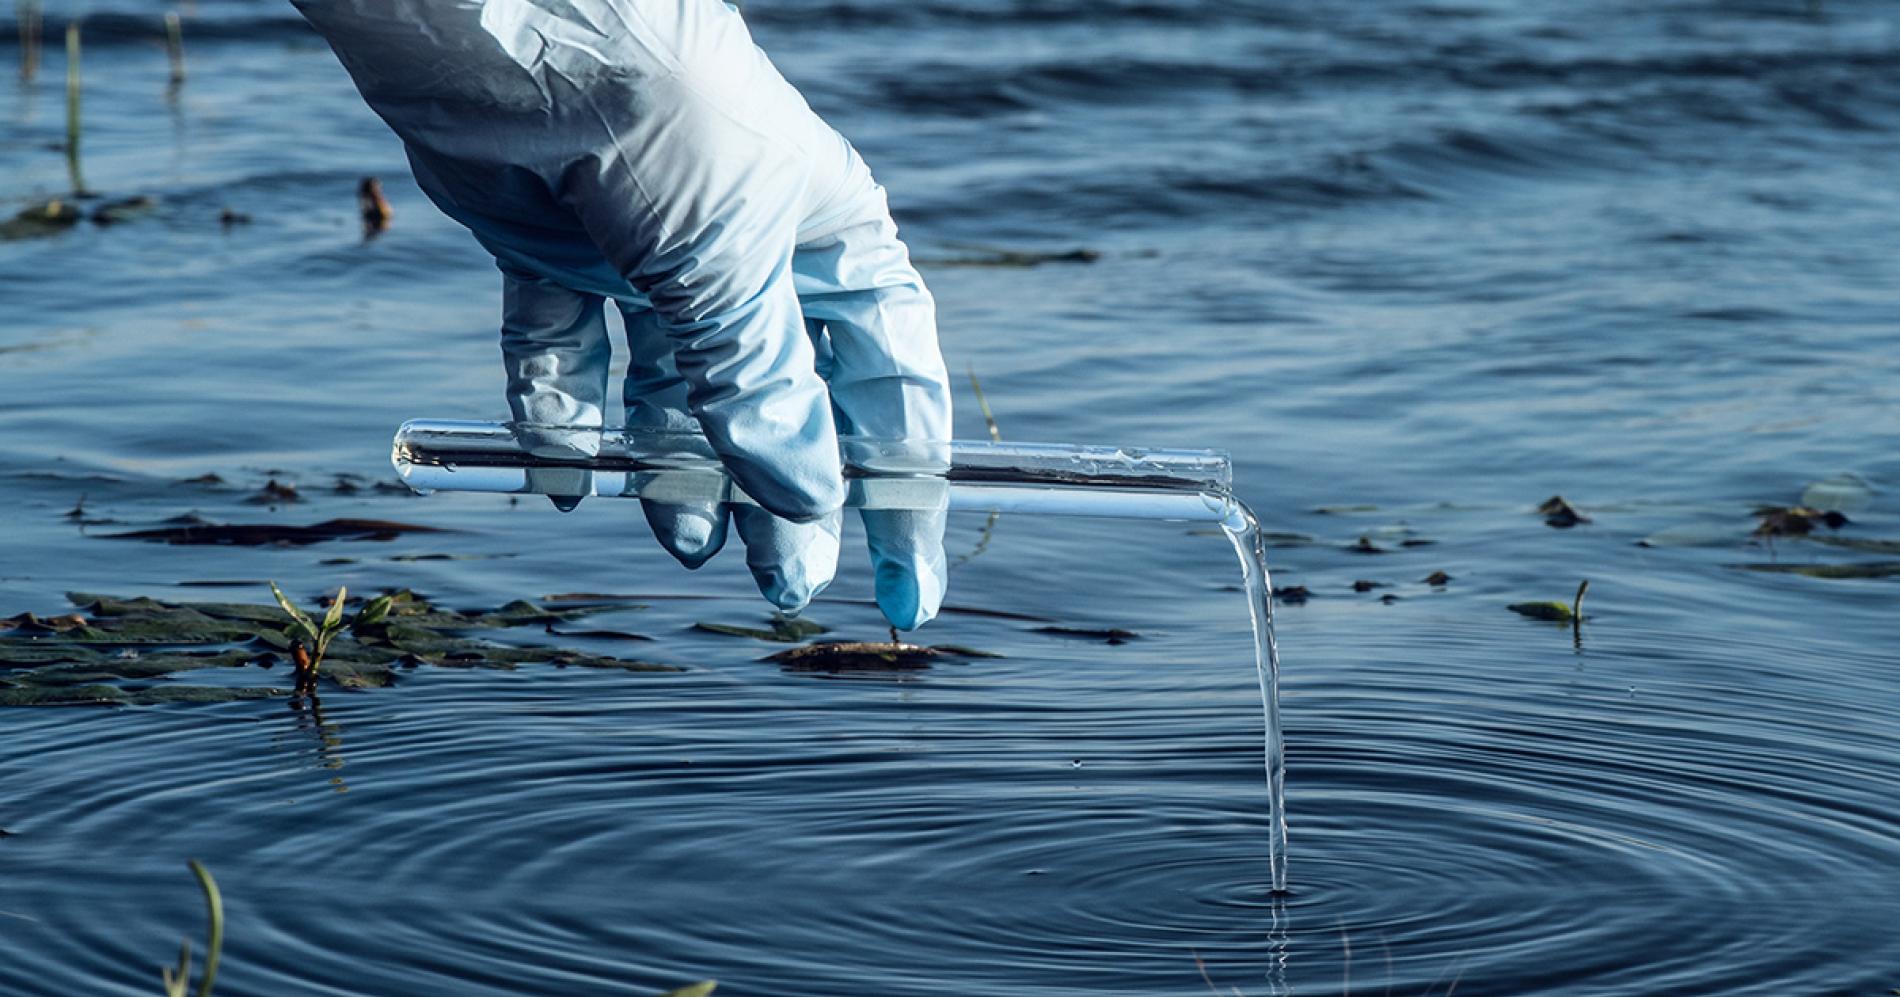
[282,696,349,795]
[3,0,1900,993]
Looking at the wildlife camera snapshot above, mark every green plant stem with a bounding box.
[164,12,185,86]
[189,860,222,997]
[1571,578,1589,643]
[65,20,85,195]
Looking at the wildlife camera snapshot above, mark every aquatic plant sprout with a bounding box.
[391,419,1288,893]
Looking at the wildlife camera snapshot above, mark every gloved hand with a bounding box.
[295,0,952,628]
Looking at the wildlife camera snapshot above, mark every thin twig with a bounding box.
[18,0,41,81]
[164,12,185,87]
[65,20,86,196]
[950,365,1004,570]
[968,363,1001,443]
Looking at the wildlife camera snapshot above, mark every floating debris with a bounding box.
[243,478,302,505]
[1348,537,1386,554]
[103,517,450,546]
[1537,495,1591,528]
[1272,585,1310,605]
[1351,580,1386,592]
[765,641,996,673]
[1507,601,1574,622]
[915,245,1101,269]
[0,590,673,707]
[694,617,830,643]
[219,208,252,227]
[1753,506,1849,538]
[1806,536,1900,555]
[1312,504,1379,515]
[1033,626,1139,645]
[1423,571,1452,586]
[359,176,393,235]
[0,199,83,240]
[1508,580,1590,627]
[545,625,652,642]
[1730,561,1900,580]
[89,195,156,226]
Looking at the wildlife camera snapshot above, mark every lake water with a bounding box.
[3,0,1899,994]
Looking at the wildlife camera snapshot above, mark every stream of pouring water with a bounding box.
[392,421,1289,893]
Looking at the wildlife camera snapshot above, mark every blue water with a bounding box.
[4,1,1900,993]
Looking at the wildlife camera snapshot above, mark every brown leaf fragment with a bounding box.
[1033,626,1140,645]
[929,645,1005,659]
[766,641,942,672]
[1537,496,1591,528]
[244,479,301,505]
[89,196,157,227]
[1752,506,1850,538]
[102,518,451,546]
[544,625,652,642]
[1351,580,1386,592]
[1730,560,1900,579]
[359,176,393,234]
[1272,585,1310,605]
[1423,571,1452,586]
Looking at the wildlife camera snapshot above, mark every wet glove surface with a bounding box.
[294,0,952,627]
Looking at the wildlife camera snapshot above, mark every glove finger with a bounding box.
[633,474,730,569]
[516,427,600,512]
[860,505,948,631]
[731,505,841,615]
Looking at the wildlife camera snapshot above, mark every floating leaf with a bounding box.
[766,642,941,672]
[105,518,451,546]
[1033,626,1139,645]
[87,195,156,226]
[1423,571,1452,586]
[915,245,1100,269]
[1351,580,1386,592]
[545,626,652,642]
[1753,506,1849,538]
[1806,535,1900,555]
[0,592,675,707]
[1508,580,1589,625]
[929,645,1004,659]
[243,479,301,505]
[1537,496,1591,528]
[657,983,717,997]
[1730,561,1900,579]
[693,617,829,643]
[1508,601,1574,622]
[1272,586,1309,605]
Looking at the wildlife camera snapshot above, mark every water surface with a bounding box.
[3,1,1899,993]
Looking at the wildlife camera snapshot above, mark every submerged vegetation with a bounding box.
[0,590,675,707]
[159,861,222,997]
